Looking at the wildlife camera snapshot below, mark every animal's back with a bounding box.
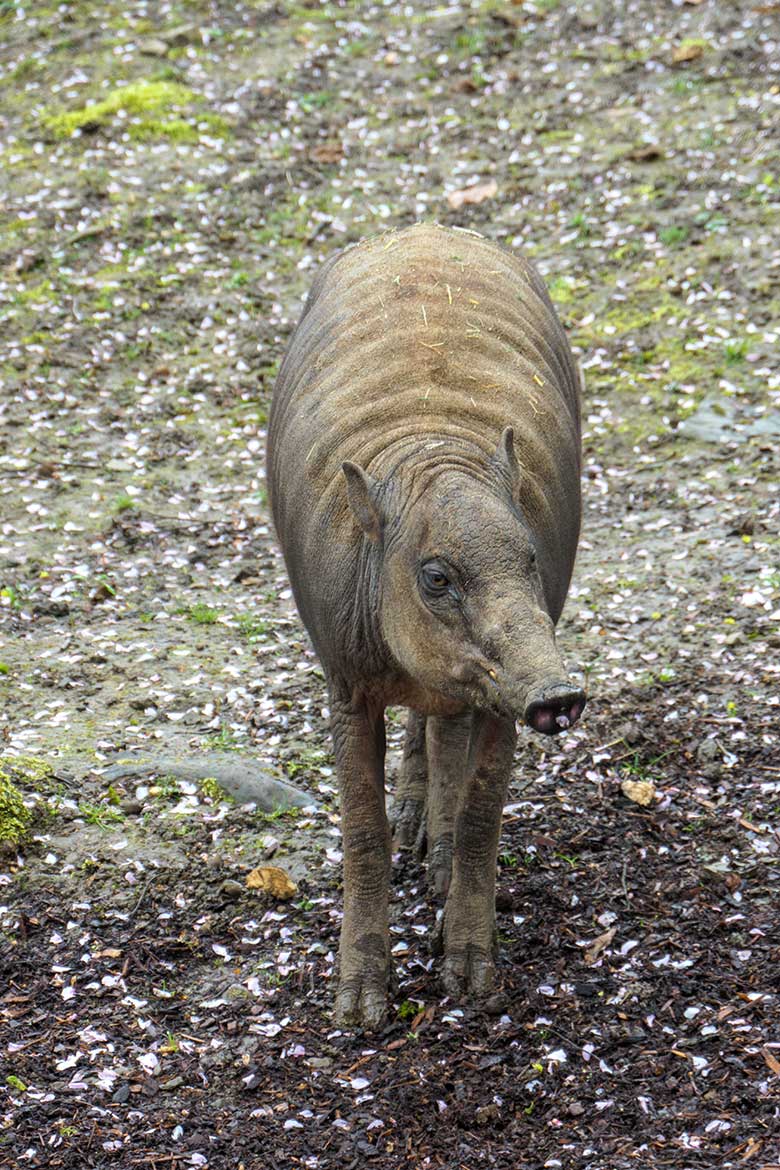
[267,224,582,642]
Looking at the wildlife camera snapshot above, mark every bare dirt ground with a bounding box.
[1,2,779,1167]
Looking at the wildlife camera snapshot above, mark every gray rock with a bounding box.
[100,752,320,812]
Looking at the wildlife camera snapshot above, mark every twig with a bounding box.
[127,878,153,920]
[620,859,630,904]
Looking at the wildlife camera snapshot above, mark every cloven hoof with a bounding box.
[441,947,496,999]
[334,976,388,1031]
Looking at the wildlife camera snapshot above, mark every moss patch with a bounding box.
[42,80,228,141]
[0,764,35,849]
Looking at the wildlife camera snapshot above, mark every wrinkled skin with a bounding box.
[267,225,586,1028]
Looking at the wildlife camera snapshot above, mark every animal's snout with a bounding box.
[524,683,586,735]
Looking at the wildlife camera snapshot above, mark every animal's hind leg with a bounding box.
[390,711,427,849]
[425,714,471,898]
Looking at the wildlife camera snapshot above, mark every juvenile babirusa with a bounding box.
[267,224,585,1028]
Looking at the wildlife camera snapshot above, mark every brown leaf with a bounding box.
[672,42,705,64]
[627,145,663,162]
[446,180,498,211]
[683,0,707,5]
[621,778,656,806]
[493,11,525,28]
[246,865,298,900]
[585,926,616,964]
[310,141,344,164]
[763,1047,780,1076]
[410,1004,436,1032]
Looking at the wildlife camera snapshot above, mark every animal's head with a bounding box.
[342,428,585,733]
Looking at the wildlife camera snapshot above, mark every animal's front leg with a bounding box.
[435,711,516,999]
[330,685,390,1029]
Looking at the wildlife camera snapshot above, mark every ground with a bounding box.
[1,1,779,1167]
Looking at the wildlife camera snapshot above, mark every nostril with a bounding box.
[525,688,586,736]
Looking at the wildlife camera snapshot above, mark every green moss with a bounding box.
[12,279,54,306]
[652,340,705,387]
[0,761,39,848]
[43,80,201,139]
[547,275,580,304]
[1,755,53,785]
[658,225,689,248]
[200,776,229,802]
[127,113,230,143]
[605,292,681,335]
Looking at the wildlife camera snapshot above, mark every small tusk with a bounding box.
[556,714,571,729]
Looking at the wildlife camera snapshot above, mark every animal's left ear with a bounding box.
[342,461,384,542]
[492,425,521,498]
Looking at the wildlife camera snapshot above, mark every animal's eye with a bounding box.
[420,564,451,595]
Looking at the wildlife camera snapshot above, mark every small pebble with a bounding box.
[484,992,508,1017]
[696,738,720,765]
[220,879,245,900]
[494,887,514,913]
[120,798,143,815]
[226,983,252,1001]
[160,1076,184,1091]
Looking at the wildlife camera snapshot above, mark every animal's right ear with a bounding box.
[492,425,522,500]
[342,461,383,542]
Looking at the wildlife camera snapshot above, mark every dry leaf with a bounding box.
[246,865,298,900]
[738,1136,762,1160]
[683,0,707,5]
[763,1047,780,1076]
[672,42,705,64]
[410,1004,436,1032]
[310,141,344,164]
[621,778,656,806]
[585,926,616,964]
[446,180,498,211]
[627,145,663,162]
[493,10,525,28]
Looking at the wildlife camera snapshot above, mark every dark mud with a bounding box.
[1,2,778,1167]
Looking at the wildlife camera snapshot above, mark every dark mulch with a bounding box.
[4,695,779,1169]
